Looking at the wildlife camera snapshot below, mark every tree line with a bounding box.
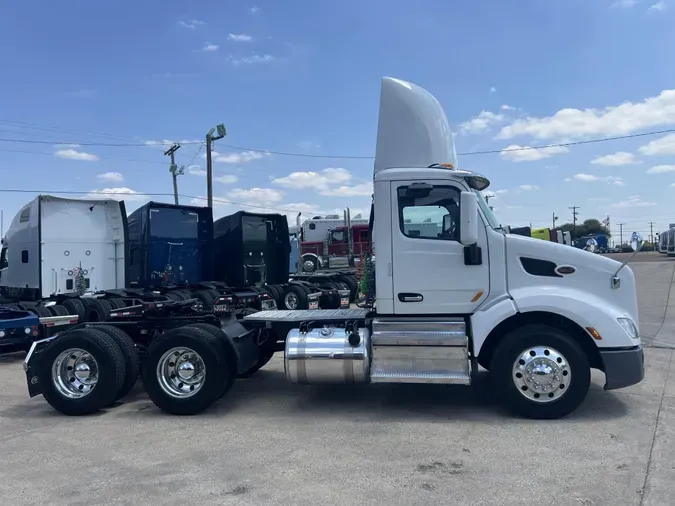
[558,219,611,240]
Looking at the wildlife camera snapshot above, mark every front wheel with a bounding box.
[490,324,591,420]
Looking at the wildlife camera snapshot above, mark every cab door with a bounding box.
[391,180,490,315]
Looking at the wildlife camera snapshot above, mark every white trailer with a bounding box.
[0,195,126,301]
[24,76,645,420]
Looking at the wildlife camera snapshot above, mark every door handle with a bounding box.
[398,293,423,302]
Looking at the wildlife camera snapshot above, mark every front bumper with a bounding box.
[600,345,644,390]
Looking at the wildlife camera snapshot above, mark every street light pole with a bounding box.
[205,124,227,209]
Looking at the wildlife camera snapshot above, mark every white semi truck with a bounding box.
[24,76,644,420]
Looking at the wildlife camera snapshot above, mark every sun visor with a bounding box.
[373,77,456,176]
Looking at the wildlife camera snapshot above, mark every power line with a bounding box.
[0,126,674,159]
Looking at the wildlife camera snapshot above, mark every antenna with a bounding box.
[451,131,459,169]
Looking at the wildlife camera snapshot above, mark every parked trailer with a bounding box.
[23,76,645,420]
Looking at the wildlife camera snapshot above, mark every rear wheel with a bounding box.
[81,298,112,322]
[61,298,87,322]
[184,323,238,394]
[39,328,126,416]
[491,324,590,420]
[91,325,140,402]
[47,304,69,316]
[30,305,53,318]
[142,326,232,415]
[282,284,308,310]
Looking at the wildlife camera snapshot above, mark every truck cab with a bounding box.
[300,224,372,272]
[247,76,645,420]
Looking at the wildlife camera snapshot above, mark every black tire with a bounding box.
[106,298,126,309]
[47,304,69,316]
[282,284,308,310]
[165,291,184,302]
[337,275,358,302]
[91,325,141,402]
[265,284,282,305]
[81,298,111,322]
[490,324,591,420]
[61,298,87,322]
[301,255,318,273]
[207,289,222,299]
[142,326,231,415]
[39,328,126,416]
[184,323,238,394]
[31,305,53,318]
[192,290,218,310]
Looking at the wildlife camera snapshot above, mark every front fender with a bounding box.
[509,286,639,348]
[300,253,323,269]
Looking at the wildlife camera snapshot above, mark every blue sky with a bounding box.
[1,0,675,243]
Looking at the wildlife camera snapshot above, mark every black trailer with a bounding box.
[214,211,352,310]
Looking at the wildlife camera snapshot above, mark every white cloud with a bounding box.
[459,111,505,135]
[97,171,124,183]
[272,168,351,191]
[639,133,675,155]
[612,0,640,7]
[227,187,284,203]
[646,164,675,174]
[320,182,373,197]
[86,187,147,201]
[571,173,625,186]
[187,165,206,176]
[228,33,253,42]
[54,143,80,149]
[202,42,219,52]
[228,53,276,66]
[648,0,666,10]
[489,86,497,93]
[179,20,205,29]
[591,151,641,166]
[500,144,569,162]
[501,104,517,111]
[214,174,238,184]
[211,150,269,163]
[497,89,675,141]
[249,6,261,14]
[272,168,372,197]
[54,148,99,161]
[494,189,508,194]
[611,197,657,208]
[519,184,540,191]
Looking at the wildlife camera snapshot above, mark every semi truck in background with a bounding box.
[0,198,357,321]
[516,227,572,246]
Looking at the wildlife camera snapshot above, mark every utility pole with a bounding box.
[164,143,182,205]
[619,223,625,245]
[569,206,579,233]
[205,124,227,208]
[649,221,655,243]
[552,212,558,230]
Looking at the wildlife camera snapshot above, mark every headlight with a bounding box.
[617,317,639,340]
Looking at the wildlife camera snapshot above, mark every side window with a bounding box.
[398,185,460,241]
[0,247,8,269]
[21,249,29,263]
[309,223,316,230]
[19,207,30,223]
[331,230,346,242]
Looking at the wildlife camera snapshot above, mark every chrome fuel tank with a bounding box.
[284,326,371,384]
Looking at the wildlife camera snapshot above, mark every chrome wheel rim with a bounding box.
[284,292,299,309]
[512,346,571,403]
[303,259,315,271]
[52,348,99,398]
[156,347,206,399]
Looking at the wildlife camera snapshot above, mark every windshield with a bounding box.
[473,189,501,229]
[149,208,199,240]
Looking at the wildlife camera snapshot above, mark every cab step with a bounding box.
[370,317,471,385]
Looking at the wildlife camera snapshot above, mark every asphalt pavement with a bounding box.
[0,253,674,505]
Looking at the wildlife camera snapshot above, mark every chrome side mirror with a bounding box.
[630,232,644,252]
[584,237,598,253]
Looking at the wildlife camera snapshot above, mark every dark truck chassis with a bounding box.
[23,299,368,416]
